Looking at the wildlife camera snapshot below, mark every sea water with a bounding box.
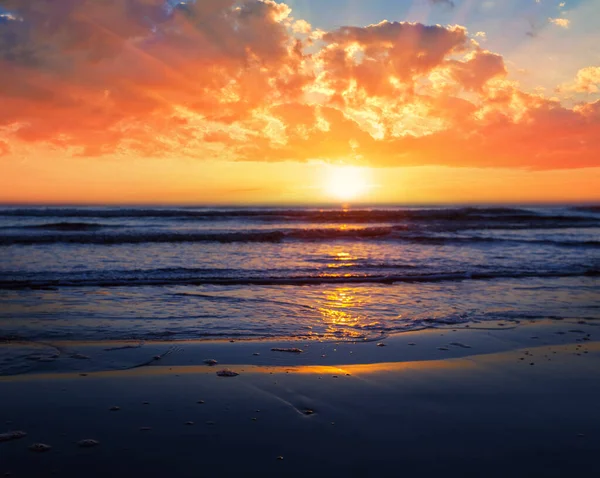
[0,205,598,373]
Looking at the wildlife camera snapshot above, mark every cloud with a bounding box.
[561,66,600,93]
[0,0,599,170]
[292,19,312,34]
[548,17,570,28]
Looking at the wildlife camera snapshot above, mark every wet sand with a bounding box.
[1,322,600,477]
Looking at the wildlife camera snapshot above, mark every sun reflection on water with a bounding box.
[326,250,356,269]
[317,285,375,338]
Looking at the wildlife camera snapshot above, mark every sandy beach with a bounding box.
[2,321,599,478]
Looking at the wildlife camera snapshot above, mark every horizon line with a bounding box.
[0,200,598,208]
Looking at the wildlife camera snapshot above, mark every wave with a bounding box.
[0,206,597,224]
[0,230,287,245]
[570,205,600,213]
[0,227,598,246]
[0,269,597,290]
[24,222,116,231]
[0,264,422,284]
[0,228,391,245]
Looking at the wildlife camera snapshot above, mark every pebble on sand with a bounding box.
[204,359,218,366]
[271,348,303,353]
[77,439,99,448]
[0,431,26,442]
[216,369,239,377]
[29,443,52,452]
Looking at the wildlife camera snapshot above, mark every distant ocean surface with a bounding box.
[0,205,599,345]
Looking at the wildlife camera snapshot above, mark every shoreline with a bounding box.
[1,319,597,377]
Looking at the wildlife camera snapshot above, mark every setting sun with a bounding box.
[325,166,372,201]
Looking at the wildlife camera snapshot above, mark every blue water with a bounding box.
[0,205,598,344]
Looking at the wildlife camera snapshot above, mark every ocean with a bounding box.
[0,205,598,367]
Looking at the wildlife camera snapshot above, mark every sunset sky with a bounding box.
[1,0,599,204]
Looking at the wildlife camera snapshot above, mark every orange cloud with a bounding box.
[0,0,599,171]
[570,66,600,93]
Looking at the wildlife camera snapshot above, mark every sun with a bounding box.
[324,165,372,201]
